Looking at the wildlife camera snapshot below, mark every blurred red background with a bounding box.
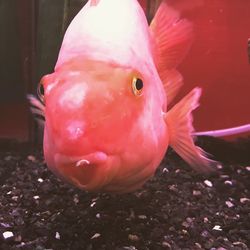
[171,0,250,137]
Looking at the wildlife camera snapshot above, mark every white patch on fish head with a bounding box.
[59,83,87,109]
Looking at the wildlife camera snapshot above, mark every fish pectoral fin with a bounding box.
[150,1,193,104]
[161,69,183,105]
[165,87,215,173]
[27,94,45,129]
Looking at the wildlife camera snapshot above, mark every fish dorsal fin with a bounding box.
[150,1,193,104]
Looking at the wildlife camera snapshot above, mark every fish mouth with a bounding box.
[53,151,109,190]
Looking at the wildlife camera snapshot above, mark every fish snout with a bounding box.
[65,120,86,141]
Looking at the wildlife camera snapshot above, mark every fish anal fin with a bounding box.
[161,69,183,105]
[165,88,215,173]
[150,1,193,70]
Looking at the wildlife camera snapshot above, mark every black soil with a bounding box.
[0,137,249,250]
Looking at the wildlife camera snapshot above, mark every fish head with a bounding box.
[38,0,169,192]
[41,58,164,192]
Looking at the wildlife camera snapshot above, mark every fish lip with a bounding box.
[55,151,108,167]
[76,159,91,167]
[75,151,108,167]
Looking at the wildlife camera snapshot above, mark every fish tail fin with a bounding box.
[27,94,45,129]
[165,87,215,172]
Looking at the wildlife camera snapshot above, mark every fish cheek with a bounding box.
[44,83,86,148]
[85,90,137,151]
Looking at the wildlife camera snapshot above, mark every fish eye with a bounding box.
[37,82,44,103]
[132,77,143,96]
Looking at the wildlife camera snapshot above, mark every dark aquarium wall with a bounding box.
[0,0,29,140]
[0,0,87,142]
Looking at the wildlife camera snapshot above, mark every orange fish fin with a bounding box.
[161,69,183,104]
[150,1,193,70]
[165,88,215,173]
[27,94,45,129]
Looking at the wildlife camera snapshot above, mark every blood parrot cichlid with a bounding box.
[30,0,214,193]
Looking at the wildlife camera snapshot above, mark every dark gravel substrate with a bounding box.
[0,137,249,250]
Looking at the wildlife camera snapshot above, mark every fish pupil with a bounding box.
[37,82,45,103]
[135,78,143,90]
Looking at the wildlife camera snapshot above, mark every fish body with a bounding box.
[36,0,211,193]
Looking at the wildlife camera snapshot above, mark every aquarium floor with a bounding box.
[0,138,249,250]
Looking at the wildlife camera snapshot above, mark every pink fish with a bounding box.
[30,0,214,193]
